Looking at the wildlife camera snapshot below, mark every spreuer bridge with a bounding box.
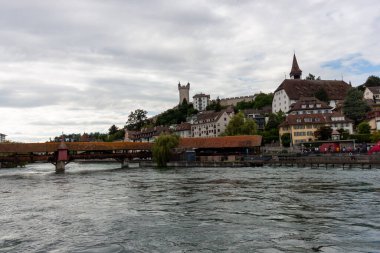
[0,136,263,172]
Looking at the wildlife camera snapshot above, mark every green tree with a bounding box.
[126,109,148,131]
[343,88,370,125]
[314,126,332,140]
[265,112,285,130]
[108,125,118,135]
[357,121,371,134]
[155,103,197,126]
[253,93,273,109]
[370,131,380,142]
[152,134,180,167]
[235,93,273,111]
[281,133,291,147]
[314,88,329,102]
[364,75,380,87]
[224,112,257,136]
[337,128,350,140]
[206,97,224,112]
[305,73,321,80]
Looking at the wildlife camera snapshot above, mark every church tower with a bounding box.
[178,82,190,104]
[290,53,302,79]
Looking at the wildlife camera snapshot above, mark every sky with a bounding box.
[1,0,380,142]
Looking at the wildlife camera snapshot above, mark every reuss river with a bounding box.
[1,163,379,252]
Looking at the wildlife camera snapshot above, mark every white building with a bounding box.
[326,113,354,134]
[364,86,380,103]
[192,93,210,111]
[0,133,6,143]
[191,109,234,137]
[272,54,351,113]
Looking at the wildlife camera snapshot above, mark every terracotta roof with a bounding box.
[275,79,351,100]
[289,96,332,112]
[179,135,262,149]
[290,54,302,78]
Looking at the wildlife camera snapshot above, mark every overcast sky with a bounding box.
[1,0,380,142]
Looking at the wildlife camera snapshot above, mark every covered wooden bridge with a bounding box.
[0,135,263,171]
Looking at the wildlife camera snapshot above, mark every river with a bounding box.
[1,163,379,252]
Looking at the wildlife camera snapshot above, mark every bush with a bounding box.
[349,134,371,143]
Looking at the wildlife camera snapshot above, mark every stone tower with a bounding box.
[290,53,302,79]
[178,82,190,104]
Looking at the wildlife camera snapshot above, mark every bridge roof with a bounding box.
[0,136,262,153]
[179,135,262,149]
[0,142,152,153]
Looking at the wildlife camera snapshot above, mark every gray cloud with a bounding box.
[0,0,379,142]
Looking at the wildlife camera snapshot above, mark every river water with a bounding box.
[1,163,379,253]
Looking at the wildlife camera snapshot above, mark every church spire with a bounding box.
[290,53,302,79]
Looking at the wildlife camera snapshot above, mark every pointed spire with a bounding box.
[290,53,302,79]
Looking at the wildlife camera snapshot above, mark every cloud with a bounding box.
[322,54,380,75]
[0,0,380,142]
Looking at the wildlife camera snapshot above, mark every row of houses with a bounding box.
[125,108,236,142]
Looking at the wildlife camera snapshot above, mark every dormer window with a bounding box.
[309,104,314,108]
[301,105,306,109]
[316,104,321,108]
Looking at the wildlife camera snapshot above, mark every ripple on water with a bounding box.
[1,164,380,252]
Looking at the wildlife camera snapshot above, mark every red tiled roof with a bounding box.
[275,79,351,100]
[179,135,262,149]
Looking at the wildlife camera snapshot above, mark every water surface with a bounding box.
[1,163,379,252]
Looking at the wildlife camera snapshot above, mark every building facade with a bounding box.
[364,86,380,104]
[191,109,234,138]
[279,113,354,146]
[173,122,192,138]
[192,93,210,111]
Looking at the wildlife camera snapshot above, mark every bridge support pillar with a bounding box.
[55,138,68,173]
[121,159,129,168]
[56,161,65,173]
